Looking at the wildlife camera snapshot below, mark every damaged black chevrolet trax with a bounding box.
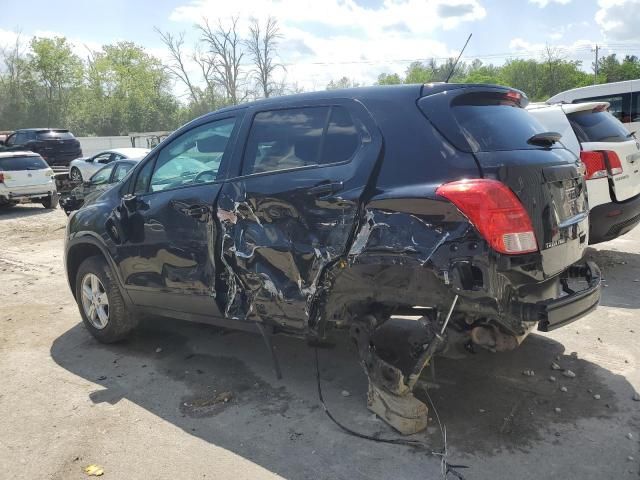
[65,84,601,433]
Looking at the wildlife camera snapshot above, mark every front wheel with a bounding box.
[75,256,138,343]
[70,167,83,183]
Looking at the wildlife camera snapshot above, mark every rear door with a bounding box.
[217,99,382,330]
[419,87,589,277]
[565,108,640,202]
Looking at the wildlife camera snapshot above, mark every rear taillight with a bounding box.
[436,179,538,255]
[605,151,623,176]
[580,151,607,179]
[0,173,4,183]
[580,150,623,179]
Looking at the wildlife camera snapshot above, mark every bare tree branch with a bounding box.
[245,16,284,98]
[197,16,246,105]
[155,27,201,105]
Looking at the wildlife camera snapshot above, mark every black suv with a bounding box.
[64,84,601,433]
[2,128,82,168]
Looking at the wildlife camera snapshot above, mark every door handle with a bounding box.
[186,205,209,217]
[171,201,210,218]
[307,181,343,197]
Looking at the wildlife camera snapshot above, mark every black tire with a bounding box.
[42,194,57,209]
[75,255,138,343]
[0,202,17,209]
[70,167,83,183]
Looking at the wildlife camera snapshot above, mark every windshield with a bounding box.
[0,155,48,171]
[567,110,630,143]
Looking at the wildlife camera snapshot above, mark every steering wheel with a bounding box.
[194,170,217,184]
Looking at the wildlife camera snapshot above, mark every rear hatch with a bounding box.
[34,130,82,166]
[564,105,640,202]
[0,154,53,187]
[419,86,589,277]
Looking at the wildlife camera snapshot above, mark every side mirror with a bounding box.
[122,193,138,212]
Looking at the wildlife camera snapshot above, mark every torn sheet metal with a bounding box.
[216,181,356,330]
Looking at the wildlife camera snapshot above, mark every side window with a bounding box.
[5,134,15,146]
[632,92,640,122]
[322,106,360,163]
[134,158,154,194]
[91,164,115,185]
[242,106,361,175]
[14,132,27,144]
[243,107,329,175]
[94,153,113,164]
[113,163,133,183]
[148,117,236,193]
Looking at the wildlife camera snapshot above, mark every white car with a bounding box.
[527,101,640,243]
[0,151,58,209]
[69,147,150,182]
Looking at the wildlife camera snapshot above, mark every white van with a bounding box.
[547,79,640,134]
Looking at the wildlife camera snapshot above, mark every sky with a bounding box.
[1,0,640,94]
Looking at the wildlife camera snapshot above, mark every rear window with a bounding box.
[419,91,549,153]
[567,110,630,143]
[0,155,48,171]
[36,130,75,140]
[450,93,547,152]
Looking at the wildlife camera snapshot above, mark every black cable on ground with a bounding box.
[314,347,469,479]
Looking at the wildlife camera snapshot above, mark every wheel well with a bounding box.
[66,244,105,298]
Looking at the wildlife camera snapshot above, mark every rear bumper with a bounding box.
[589,193,640,244]
[533,261,601,332]
[0,184,56,203]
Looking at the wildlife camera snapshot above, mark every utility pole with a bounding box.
[593,44,599,84]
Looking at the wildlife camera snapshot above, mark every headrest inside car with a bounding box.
[197,135,228,153]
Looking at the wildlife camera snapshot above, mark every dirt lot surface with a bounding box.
[1,203,639,479]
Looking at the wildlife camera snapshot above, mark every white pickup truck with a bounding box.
[0,151,58,209]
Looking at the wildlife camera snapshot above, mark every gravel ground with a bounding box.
[0,203,639,479]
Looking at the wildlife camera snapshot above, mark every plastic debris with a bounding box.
[563,370,576,378]
[560,386,568,393]
[554,407,562,413]
[84,465,104,476]
[522,370,535,377]
[551,362,562,370]
[593,394,601,400]
[549,376,556,382]
[627,433,634,440]
[341,390,351,397]
[155,347,162,353]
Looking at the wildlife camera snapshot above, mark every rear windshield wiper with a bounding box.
[527,131,562,147]
[627,130,636,138]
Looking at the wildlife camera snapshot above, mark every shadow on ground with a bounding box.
[0,204,52,219]
[585,247,640,309]
[50,316,639,479]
